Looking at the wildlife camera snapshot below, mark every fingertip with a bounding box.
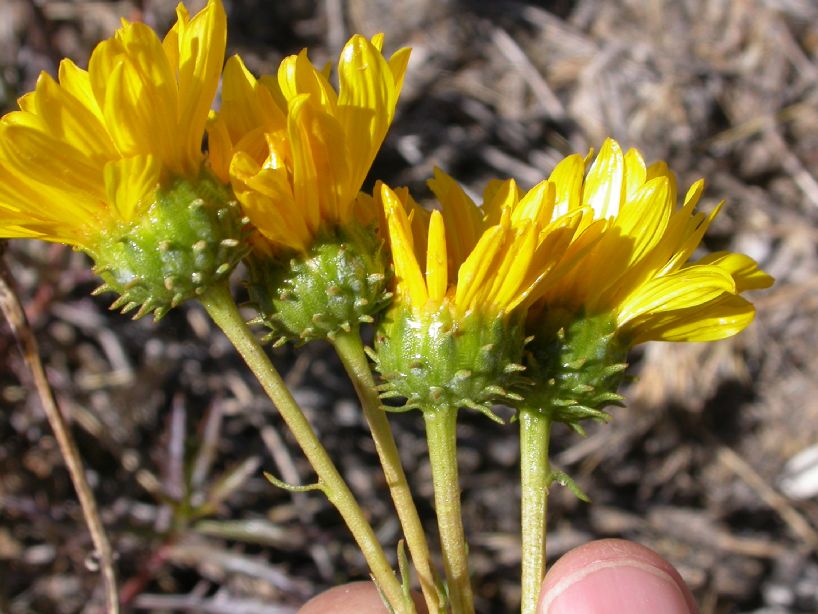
[538,539,698,614]
[298,581,427,614]
[299,582,389,614]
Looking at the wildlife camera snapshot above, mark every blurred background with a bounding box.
[1,0,817,612]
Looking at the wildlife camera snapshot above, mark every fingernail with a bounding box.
[542,557,694,614]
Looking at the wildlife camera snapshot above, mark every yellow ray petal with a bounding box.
[617,265,736,327]
[549,153,585,219]
[104,154,161,223]
[27,71,115,164]
[170,0,226,172]
[57,59,104,122]
[582,138,624,219]
[1,122,105,200]
[628,294,755,344]
[219,55,285,144]
[388,47,412,100]
[623,147,647,200]
[489,221,537,312]
[287,94,349,228]
[278,49,338,112]
[454,223,505,314]
[91,26,179,166]
[230,151,312,251]
[336,35,396,208]
[694,251,774,292]
[382,184,428,307]
[512,180,555,228]
[206,111,232,183]
[426,210,448,304]
[482,178,519,226]
[428,168,482,272]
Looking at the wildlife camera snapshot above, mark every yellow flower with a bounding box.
[533,138,774,345]
[520,139,774,429]
[381,168,582,320]
[207,35,409,342]
[373,171,582,413]
[0,0,227,251]
[0,1,248,320]
[208,34,410,253]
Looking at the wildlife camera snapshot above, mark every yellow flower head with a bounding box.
[0,0,227,251]
[533,138,774,345]
[380,168,582,321]
[208,34,410,253]
[521,139,774,429]
[373,171,582,414]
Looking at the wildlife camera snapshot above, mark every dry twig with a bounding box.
[0,246,120,613]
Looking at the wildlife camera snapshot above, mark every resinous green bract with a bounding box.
[375,305,526,417]
[246,223,391,345]
[525,310,629,433]
[91,171,250,320]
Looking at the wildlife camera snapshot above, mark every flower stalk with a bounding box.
[424,406,474,614]
[199,282,411,614]
[519,409,551,614]
[332,329,442,613]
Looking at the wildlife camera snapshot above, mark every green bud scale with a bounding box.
[246,223,391,345]
[90,171,251,320]
[524,310,628,433]
[374,305,527,419]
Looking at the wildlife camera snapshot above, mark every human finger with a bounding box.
[538,538,698,614]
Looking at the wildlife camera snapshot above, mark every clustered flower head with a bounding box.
[0,3,777,612]
[0,0,772,415]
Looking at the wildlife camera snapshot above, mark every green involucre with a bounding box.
[524,310,629,433]
[91,171,251,320]
[374,305,526,417]
[246,223,391,345]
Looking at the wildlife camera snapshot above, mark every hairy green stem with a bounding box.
[333,330,442,613]
[519,409,551,614]
[424,407,474,614]
[200,283,410,613]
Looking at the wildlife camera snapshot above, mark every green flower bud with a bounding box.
[524,310,628,433]
[374,305,527,419]
[90,171,250,320]
[246,223,391,345]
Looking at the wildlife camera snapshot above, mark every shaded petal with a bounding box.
[454,223,505,314]
[627,294,756,344]
[488,221,537,312]
[287,94,349,229]
[512,180,555,229]
[104,155,161,223]
[428,167,482,275]
[617,265,736,327]
[219,55,285,144]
